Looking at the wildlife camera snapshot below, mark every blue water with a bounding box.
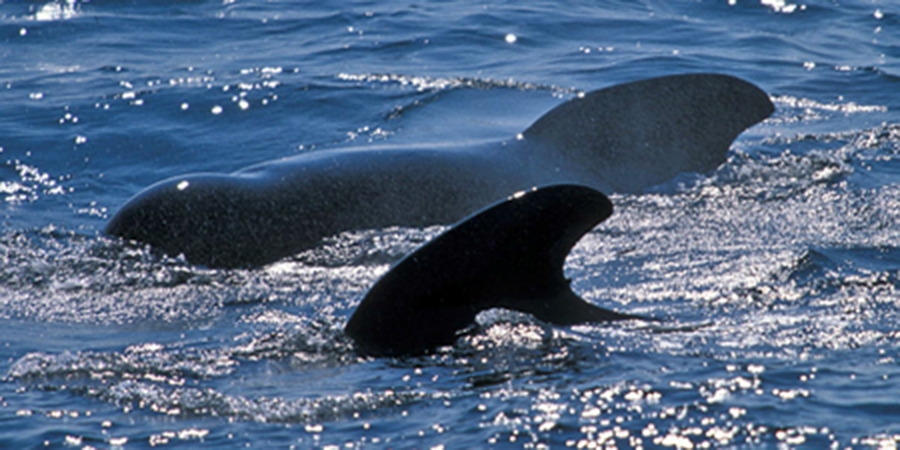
[2,0,900,448]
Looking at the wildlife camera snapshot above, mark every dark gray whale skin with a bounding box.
[345,184,640,356]
[105,74,774,268]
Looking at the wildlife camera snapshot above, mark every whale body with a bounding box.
[106,74,774,268]
[346,184,641,356]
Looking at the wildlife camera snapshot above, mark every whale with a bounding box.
[105,74,774,268]
[346,184,641,356]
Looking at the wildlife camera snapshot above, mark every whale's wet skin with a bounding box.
[3,1,900,448]
[105,74,772,268]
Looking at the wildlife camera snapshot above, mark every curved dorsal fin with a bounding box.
[523,74,774,193]
[345,184,638,356]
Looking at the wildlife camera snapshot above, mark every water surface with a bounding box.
[2,0,900,448]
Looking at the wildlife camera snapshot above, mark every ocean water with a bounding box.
[2,0,899,448]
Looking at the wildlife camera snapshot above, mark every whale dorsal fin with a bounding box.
[344,184,639,356]
[523,73,774,193]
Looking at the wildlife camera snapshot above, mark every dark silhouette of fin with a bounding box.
[344,184,642,356]
[523,73,774,193]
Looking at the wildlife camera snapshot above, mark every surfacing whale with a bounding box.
[106,74,773,268]
[346,184,640,356]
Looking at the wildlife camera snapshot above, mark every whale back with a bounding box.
[345,184,639,356]
[523,73,774,193]
[105,74,774,270]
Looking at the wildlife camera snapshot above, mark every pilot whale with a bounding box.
[347,184,640,356]
[106,74,773,268]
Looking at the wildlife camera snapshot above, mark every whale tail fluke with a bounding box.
[345,184,640,357]
[523,73,774,193]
